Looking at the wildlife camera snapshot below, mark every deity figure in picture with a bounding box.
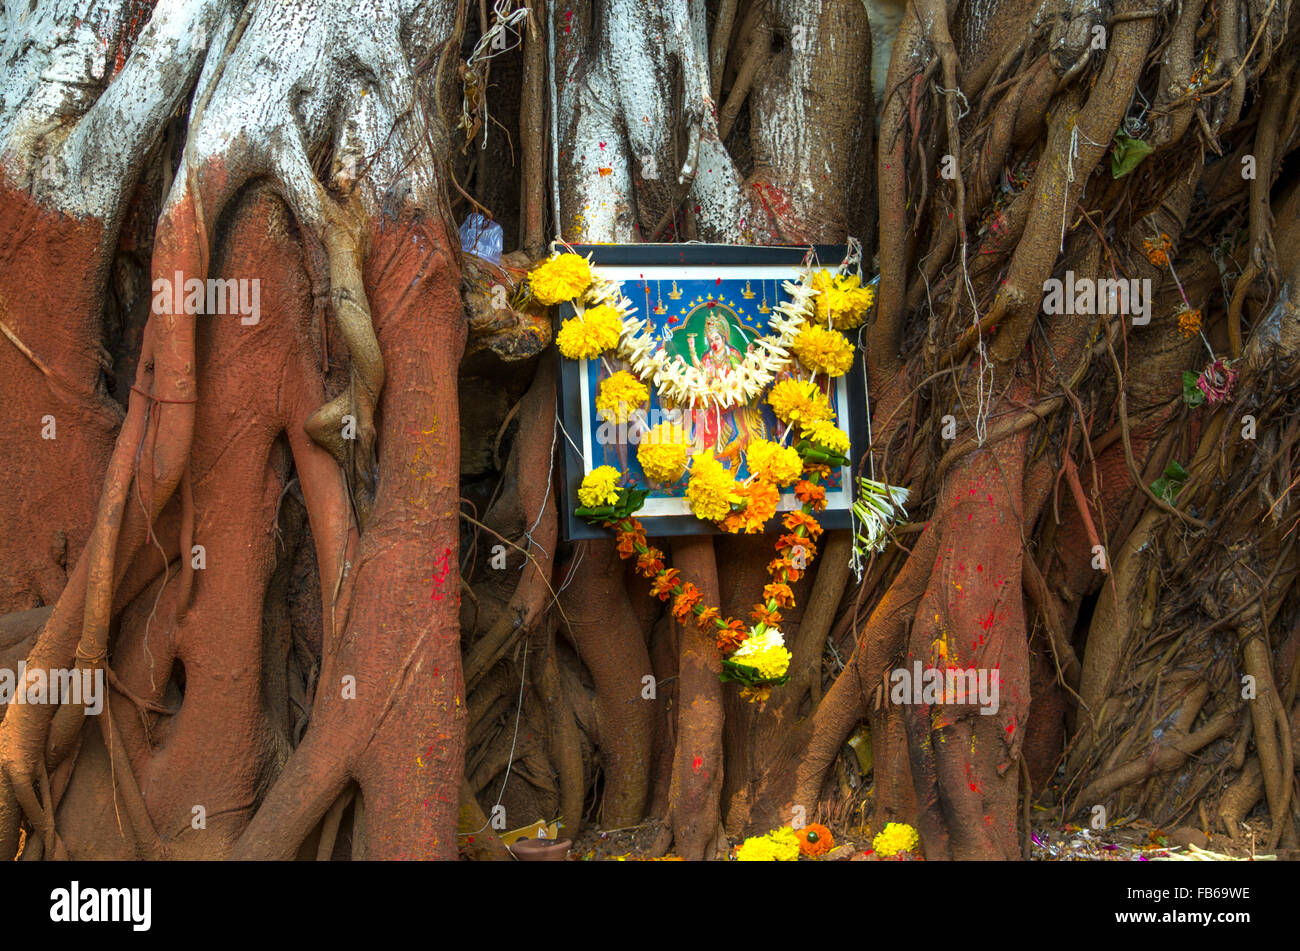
[685,308,765,464]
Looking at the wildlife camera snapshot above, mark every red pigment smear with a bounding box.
[692,755,703,774]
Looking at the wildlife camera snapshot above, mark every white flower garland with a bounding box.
[609,275,818,409]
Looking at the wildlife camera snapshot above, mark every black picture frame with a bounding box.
[556,243,868,541]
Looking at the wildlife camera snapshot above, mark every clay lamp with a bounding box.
[509,837,572,861]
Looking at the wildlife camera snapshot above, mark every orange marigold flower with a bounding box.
[796,823,835,857]
[782,510,824,540]
[763,582,796,608]
[615,519,647,558]
[636,546,665,577]
[794,480,827,510]
[768,555,804,583]
[716,618,748,654]
[751,604,783,626]
[672,583,704,621]
[1143,233,1172,267]
[1177,307,1202,338]
[778,533,817,563]
[802,462,832,479]
[721,480,780,534]
[695,604,721,629]
[648,568,681,601]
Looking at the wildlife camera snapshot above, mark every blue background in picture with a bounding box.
[583,275,844,500]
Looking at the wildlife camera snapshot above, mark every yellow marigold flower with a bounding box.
[577,465,621,508]
[794,323,856,375]
[746,438,803,486]
[530,252,592,305]
[1177,307,1202,339]
[556,304,623,360]
[686,449,741,522]
[810,270,875,329]
[721,479,780,534]
[734,826,801,861]
[637,422,689,484]
[595,370,649,423]
[802,418,850,456]
[791,323,855,376]
[767,378,833,427]
[729,627,791,679]
[872,822,920,857]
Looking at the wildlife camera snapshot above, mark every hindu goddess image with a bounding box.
[685,309,766,463]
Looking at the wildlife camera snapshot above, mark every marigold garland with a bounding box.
[545,248,909,702]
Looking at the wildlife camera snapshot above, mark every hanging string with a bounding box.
[465,640,530,839]
[521,408,559,561]
[465,1,533,151]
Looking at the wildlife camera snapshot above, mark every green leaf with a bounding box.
[611,487,648,519]
[1111,133,1154,178]
[719,659,790,688]
[1150,460,1189,502]
[1182,370,1206,406]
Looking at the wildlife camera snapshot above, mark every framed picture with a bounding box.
[556,244,868,540]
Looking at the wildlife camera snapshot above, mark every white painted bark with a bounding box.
[556,0,872,246]
[3,0,456,228]
[557,0,735,242]
[2,0,234,221]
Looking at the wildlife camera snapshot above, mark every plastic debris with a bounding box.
[460,212,503,264]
